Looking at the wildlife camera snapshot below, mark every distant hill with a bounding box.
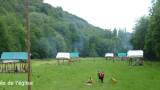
[0,0,132,58]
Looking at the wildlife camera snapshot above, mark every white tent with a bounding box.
[105,53,114,57]
[127,50,143,58]
[56,52,70,59]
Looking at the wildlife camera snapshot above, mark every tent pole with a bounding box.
[25,0,32,90]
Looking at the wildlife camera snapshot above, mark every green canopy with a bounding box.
[70,52,79,58]
[118,53,127,57]
[1,52,28,61]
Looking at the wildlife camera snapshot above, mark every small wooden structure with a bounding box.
[105,53,114,60]
[0,52,28,73]
[127,50,144,66]
[70,52,80,62]
[56,52,70,64]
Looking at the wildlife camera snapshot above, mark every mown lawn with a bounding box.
[0,58,160,90]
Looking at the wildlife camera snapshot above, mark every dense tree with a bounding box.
[130,16,149,50]
[0,18,10,53]
[147,0,160,59]
[131,0,160,60]
[0,0,132,58]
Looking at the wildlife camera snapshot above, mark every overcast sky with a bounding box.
[44,0,152,32]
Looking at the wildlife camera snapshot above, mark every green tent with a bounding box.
[1,52,28,62]
[118,53,127,57]
[70,52,79,58]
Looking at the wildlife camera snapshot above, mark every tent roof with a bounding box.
[127,50,143,57]
[118,53,127,57]
[70,52,79,58]
[56,52,70,59]
[1,52,28,60]
[105,53,114,57]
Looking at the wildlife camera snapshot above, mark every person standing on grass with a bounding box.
[97,71,105,83]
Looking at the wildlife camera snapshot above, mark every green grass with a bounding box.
[0,58,160,90]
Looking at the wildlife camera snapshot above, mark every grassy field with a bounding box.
[0,58,160,90]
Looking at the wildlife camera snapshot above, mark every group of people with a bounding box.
[0,63,28,73]
[86,71,118,85]
[128,58,144,66]
[86,71,105,85]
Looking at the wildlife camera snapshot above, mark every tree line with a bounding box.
[0,0,132,58]
[131,0,160,60]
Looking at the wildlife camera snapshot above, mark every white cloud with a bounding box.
[44,0,152,32]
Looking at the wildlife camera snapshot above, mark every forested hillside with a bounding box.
[131,0,160,60]
[0,0,132,58]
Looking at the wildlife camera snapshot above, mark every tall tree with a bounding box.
[146,0,160,59]
[0,18,11,53]
[131,16,149,50]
